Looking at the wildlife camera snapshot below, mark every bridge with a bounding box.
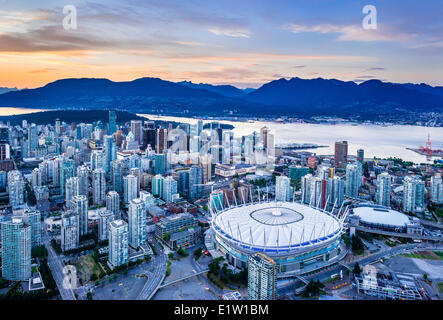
[420,219,443,230]
[353,225,443,242]
[295,275,308,285]
[159,269,209,289]
[337,261,351,271]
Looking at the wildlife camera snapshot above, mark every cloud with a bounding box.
[283,23,412,43]
[29,68,55,74]
[208,27,250,38]
[366,67,385,71]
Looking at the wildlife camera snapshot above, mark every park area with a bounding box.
[74,255,104,284]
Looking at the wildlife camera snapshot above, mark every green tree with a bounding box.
[353,263,361,276]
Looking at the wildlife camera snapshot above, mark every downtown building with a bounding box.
[7,170,24,208]
[430,174,443,204]
[345,163,359,198]
[403,175,425,213]
[71,195,88,237]
[151,174,164,197]
[61,211,79,252]
[106,191,121,219]
[375,172,391,207]
[14,208,41,249]
[128,198,147,249]
[162,176,178,202]
[65,177,80,209]
[108,219,129,268]
[334,141,348,168]
[248,253,276,300]
[275,175,292,202]
[1,217,32,281]
[76,165,89,197]
[92,168,106,205]
[98,208,115,242]
[123,174,138,204]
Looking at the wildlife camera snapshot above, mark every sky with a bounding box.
[0,0,442,89]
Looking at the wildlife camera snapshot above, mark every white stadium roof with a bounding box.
[212,201,341,251]
[352,205,410,227]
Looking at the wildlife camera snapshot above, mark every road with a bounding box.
[278,242,443,296]
[136,239,167,300]
[42,226,76,300]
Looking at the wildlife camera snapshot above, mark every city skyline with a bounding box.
[0,0,442,89]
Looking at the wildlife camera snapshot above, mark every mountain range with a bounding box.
[0,77,442,118]
[0,87,18,95]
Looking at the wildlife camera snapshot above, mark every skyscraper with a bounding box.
[301,173,313,204]
[142,127,156,150]
[106,191,121,219]
[209,190,224,213]
[104,135,117,173]
[289,165,309,181]
[375,173,391,207]
[108,110,117,135]
[91,149,106,171]
[403,175,425,213]
[130,120,142,145]
[178,170,190,196]
[15,209,41,248]
[199,154,212,183]
[98,208,115,242]
[124,174,138,204]
[151,174,164,197]
[109,220,129,268]
[154,154,166,175]
[65,177,80,209]
[55,118,61,135]
[345,163,359,198]
[1,217,31,281]
[31,167,42,187]
[189,165,202,199]
[431,174,443,204]
[60,159,75,197]
[61,211,79,252]
[92,169,106,205]
[334,141,348,168]
[71,195,88,237]
[77,165,89,197]
[28,124,38,154]
[8,170,24,208]
[111,160,123,193]
[357,149,364,163]
[327,176,345,208]
[275,175,291,201]
[248,253,276,300]
[156,128,168,154]
[162,176,178,202]
[128,198,147,248]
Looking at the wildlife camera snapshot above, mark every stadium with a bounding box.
[209,201,345,274]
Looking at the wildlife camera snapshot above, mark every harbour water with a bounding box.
[139,113,443,164]
[0,108,440,164]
